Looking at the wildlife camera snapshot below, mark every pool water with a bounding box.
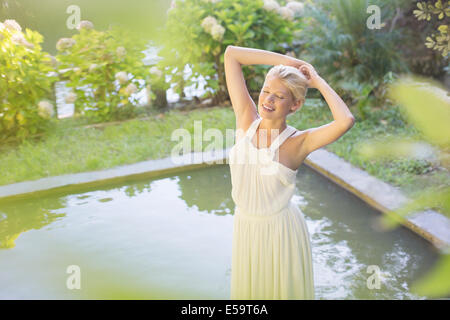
[0,164,439,299]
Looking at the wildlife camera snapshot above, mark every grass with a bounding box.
[0,106,235,186]
[288,99,449,198]
[0,100,448,199]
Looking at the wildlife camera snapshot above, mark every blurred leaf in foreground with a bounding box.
[411,252,450,298]
[357,76,450,229]
[387,76,450,148]
[357,75,450,298]
[379,187,450,230]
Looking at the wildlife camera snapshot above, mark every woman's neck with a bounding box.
[259,117,287,134]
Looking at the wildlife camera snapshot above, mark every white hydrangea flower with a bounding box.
[263,0,281,12]
[201,16,218,34]
[76,20,94,31]
[211,23,225,41]
[37,101,55,119]
[124,83,138,95]
[65,92,77,104]
[279,7,294,21]
[150,66,163,78]
[115,71,128,85]
[11,33,34,49]
[56,38,76,51]
[286,1,304,15]
[116,46,127,59]
[4,19,22,32]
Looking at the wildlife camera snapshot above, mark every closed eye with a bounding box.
[263,91,283,99]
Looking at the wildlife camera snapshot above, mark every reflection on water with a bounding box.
[0,198,67,249]
[178,166,234,215]
[0,164,439,299]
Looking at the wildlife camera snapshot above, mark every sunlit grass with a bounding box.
[0,106,235,186]
[289,99,449,198]
[0,101,447,199]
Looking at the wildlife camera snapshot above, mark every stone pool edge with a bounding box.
[0,147,449,252]
[305,149,450,252]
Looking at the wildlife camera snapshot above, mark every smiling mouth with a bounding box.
[262,104,275,112]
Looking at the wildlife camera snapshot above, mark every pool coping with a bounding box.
[0,147,449,252]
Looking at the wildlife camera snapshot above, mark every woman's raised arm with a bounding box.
[224,45,308,123]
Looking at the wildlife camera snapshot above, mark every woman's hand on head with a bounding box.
[298,63,322,89]
[282,56,322,89]
[281,55,323,89]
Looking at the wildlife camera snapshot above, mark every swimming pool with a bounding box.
[0,164,439,299]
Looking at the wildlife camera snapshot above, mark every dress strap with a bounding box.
[269,125,296,153]
[245,117,263,139]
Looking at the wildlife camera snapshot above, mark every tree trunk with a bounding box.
[214,53,228,105]
[154,89,167,109]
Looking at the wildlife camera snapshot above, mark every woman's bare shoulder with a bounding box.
[283,127,311,165]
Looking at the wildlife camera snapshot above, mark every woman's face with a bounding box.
[258,75,300,119]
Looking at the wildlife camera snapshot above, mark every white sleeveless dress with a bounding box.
[229,117,315,300]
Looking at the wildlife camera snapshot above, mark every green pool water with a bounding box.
[0,164,440,299]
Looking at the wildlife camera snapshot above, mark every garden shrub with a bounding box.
[146,52,171,110]
[295,0,411,119]
[298,0,409,84]
[157,0,306,104]
[413,0,450,57]
[0,19,57,141]
[398,0,449,79]
[55,22,150,123]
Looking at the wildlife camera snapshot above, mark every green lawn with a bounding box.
[0,106,235,186]
[289,99,449,197]
[0,100,448,199]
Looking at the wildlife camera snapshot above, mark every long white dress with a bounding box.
[229,116,315,300]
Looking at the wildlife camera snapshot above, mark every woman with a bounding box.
[225,45,355,300]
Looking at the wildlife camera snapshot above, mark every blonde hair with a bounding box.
[266,64,308,107]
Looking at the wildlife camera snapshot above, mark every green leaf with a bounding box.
[388,76,450,148]
[379,187,450,229]
[232,3,242,11]
[228,24,241,35]
[244,31,255,39]
[357,137,438,162]
[242,21,253,33]
[411,253,450,298]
